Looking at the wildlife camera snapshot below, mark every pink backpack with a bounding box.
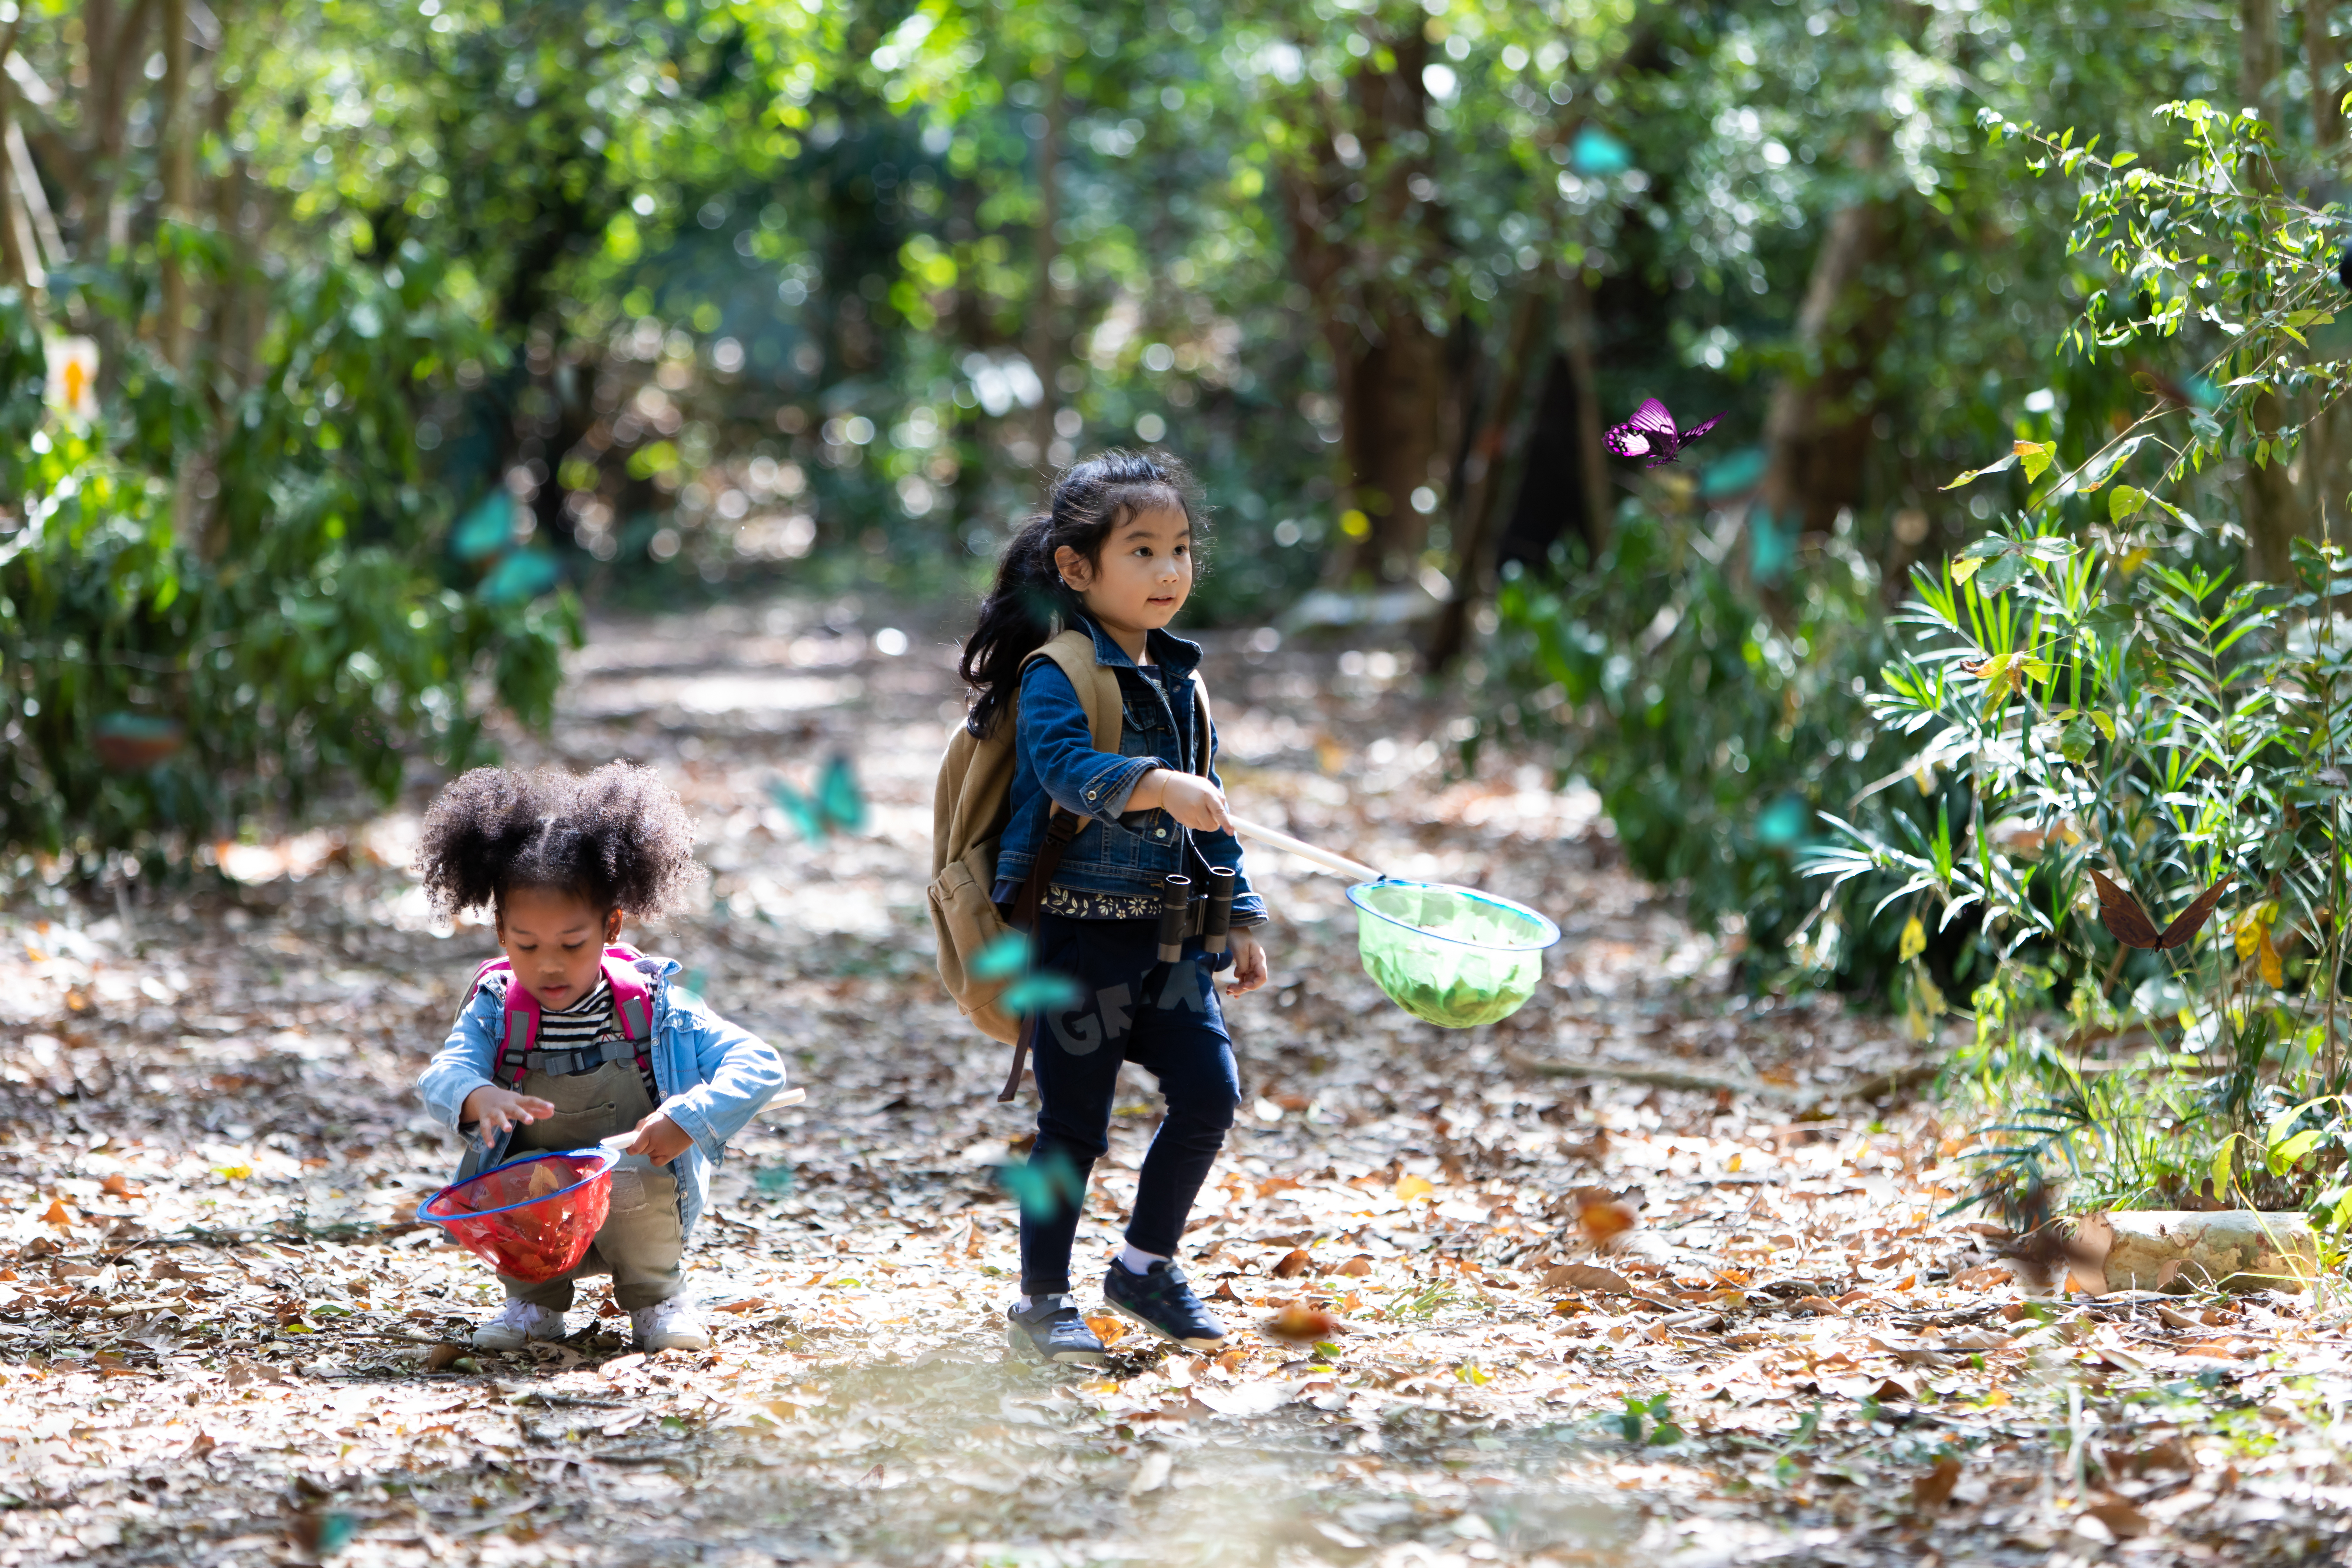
[468,945,658,1090]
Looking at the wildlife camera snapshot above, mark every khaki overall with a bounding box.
[503,1058,685,1312]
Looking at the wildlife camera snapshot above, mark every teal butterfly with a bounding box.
[771,753,866,841]
[995,1148,1085,1222]
[1749,506,1794,585]
[969,933,1083,1013]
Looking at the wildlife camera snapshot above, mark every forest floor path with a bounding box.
[3,594,2346,1566]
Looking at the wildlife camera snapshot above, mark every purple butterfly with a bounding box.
[1605,398,1724,468]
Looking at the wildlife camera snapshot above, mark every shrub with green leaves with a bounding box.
[0,272,577,873]
[1806,100,2352,1223]
[1483,504,1913,994]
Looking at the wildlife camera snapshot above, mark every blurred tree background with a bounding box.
[8,0,2352,1053]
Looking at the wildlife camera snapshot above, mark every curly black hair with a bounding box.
[416,762,704,922]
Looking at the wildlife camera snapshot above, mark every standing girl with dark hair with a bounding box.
[957,448,1272,1365]
[414,763,787,1352]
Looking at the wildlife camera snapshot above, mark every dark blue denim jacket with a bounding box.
[990,616,1264,922]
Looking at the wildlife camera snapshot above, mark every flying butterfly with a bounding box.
[994,1147,1086,1222]
[770,752,866,842]
[1604,397,1724,468]
[2090,868,2231,950]
[968,931,1083,1013]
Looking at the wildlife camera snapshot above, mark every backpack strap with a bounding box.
[601,948,655,1038]
[493,964,539,1090]
[1030,628,1122,756]
[992,631,1134,1102]
[602,947,662,1104]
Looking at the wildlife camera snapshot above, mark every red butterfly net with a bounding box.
[421,1149,617,1282]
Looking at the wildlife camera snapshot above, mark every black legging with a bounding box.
[1016,913,1241,1297]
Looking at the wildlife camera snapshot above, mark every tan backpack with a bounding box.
[927,627,1212,1098]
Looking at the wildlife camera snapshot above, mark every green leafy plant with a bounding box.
[1484,503,1909,993]
[1615,1390,1683,1446]
[1807,99,2352,1220]
[0,265,577,871]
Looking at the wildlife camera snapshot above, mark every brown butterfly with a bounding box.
[2090,868,2231,950]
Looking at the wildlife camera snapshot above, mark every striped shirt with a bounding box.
[538,979,620,1050]
[530,980,658,1099]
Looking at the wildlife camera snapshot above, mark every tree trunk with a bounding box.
[1757,194,1882,558]
[6,122,61,276]
[1491,284,1612,577]
[158,0,192,366]
[1280,30,1455,587]
[1026,65,1063,464]
[2242,0,2315,580]
[86,0,157,256]
[1424,286,1550,667]
[1559,271,1611,548]
[0,20,30,292]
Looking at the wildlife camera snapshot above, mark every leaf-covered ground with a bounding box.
[6,596,2352,1567]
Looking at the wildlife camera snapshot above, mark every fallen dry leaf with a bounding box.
[1542,1262,1633,1294]
[1575,1191,1638,1243]
[2081,1497,2150,1539]
[1264,1305,1339,1342]
[1272,1247,1312,1279]
[1913,1454,1962,1511]
[422,1343,468,1372]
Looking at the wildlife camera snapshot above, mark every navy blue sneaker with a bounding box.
[1103,1259,1227,1350]
[1006,1297,1107,1366]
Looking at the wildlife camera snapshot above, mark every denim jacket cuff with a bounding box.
[663,1095,725,1164]
[1073,755,1168,818]
[433,1074,496,1130]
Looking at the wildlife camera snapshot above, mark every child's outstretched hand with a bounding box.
[616,1111,693,1164]
[1225,931,1270,996]
[1136,769,1232,833]
[461,1084,557,1141]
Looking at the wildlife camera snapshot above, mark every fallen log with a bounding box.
[2072,1210,2318,1293]
[1500,1048,1937,1105]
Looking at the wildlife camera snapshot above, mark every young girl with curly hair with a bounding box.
[414,762,787,1352]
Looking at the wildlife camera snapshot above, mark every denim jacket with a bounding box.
[415,952,786,1241]
[990,616,1265,922]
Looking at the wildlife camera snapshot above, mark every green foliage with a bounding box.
[0,266,578,868]
[1485,506,1906,991]
[1809,100,2352,1220]
[1615,1391,1682,1446]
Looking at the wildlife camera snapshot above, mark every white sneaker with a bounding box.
[630,1297,710,1352]
[472,1298,568,1351]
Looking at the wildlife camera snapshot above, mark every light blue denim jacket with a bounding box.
[415,952,785,1241]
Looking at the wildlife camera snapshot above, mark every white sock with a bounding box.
[1014,1293,1072,1314]
[1117,1243,1170,1275]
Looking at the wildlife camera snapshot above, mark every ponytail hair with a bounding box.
[957,448,1208,736]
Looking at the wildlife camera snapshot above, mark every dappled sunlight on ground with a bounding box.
[3,597,2350,1565]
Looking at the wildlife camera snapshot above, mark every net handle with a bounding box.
[1229,815,1383,884]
